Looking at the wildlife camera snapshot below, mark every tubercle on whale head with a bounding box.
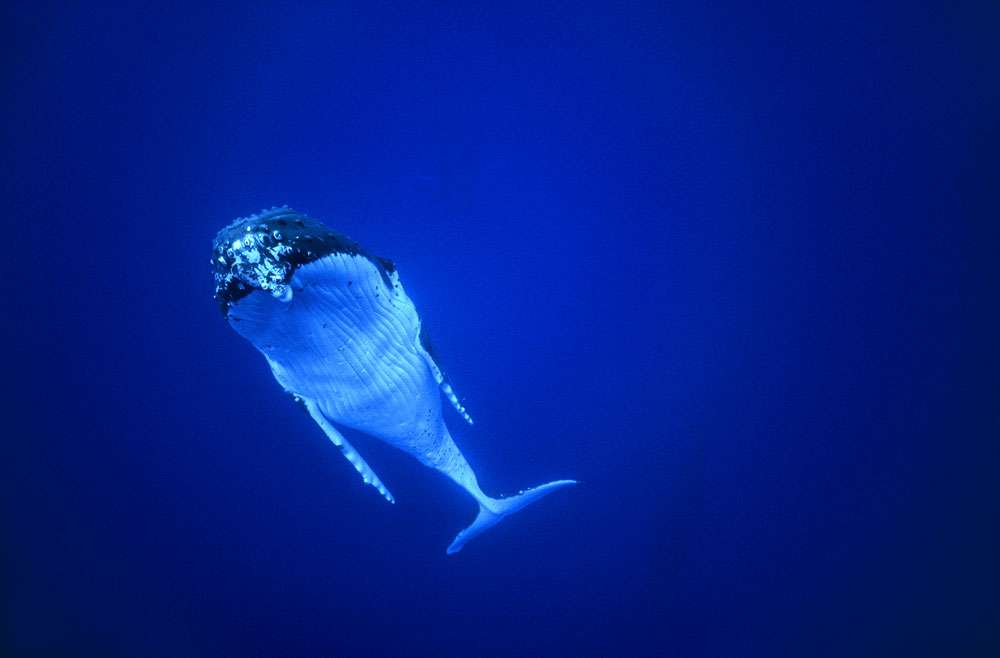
[210,206,396,315]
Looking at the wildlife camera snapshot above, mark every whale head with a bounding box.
[211,207,393,314]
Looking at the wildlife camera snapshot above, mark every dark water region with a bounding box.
[3,2,997,656]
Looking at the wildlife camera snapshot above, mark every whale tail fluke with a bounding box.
[446,479,577,555]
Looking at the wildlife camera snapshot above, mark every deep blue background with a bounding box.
[3,2,997,656]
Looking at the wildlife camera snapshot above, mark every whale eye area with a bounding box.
[211,207,395,314]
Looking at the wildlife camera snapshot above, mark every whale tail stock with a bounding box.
[446,479,577,555]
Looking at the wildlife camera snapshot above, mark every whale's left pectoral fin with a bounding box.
[416,335,474,426]
[301,397,395,503]
[440,380,474,426]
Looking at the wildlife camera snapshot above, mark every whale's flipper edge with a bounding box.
[446,479,577,555]
[416,337,474,426]
[301,397,395,504]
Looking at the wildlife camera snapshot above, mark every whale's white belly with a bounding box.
[229,252,445,453]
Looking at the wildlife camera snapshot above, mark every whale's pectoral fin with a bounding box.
[416,334,474,426]
[301,397,395,504]
[439,379,474,426]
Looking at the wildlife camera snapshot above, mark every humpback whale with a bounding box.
[212,207,575,553]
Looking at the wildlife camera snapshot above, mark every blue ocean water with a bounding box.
[3,2,996,656]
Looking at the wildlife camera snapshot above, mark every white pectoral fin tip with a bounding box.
[416,347,473,424]
[441,382,474,425]
[301,398,395,503]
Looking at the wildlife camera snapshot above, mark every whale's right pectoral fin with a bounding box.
[300,397,395,503]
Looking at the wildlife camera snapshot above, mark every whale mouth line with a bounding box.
[211,206,394,314]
